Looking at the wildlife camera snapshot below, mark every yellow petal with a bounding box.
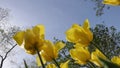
[83,19,90,29]
[41,50,52,61]
[111,56,120,66]
[103,0,120,6]
[46,64,56,68]
[54,42,65,58]
[41,40,54,61]
[75,43,88,47]
[13,31,25,45]
[60,60,70,68]
[66,26,88,43]
[83,19,93,42]
[33,24,45,39]
[24,29,36,45]
[54,42,65,51]
[70,47,90,65]
[25,49,36,55]
[90,49,107,67]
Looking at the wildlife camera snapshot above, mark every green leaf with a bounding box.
[99,57,120,68]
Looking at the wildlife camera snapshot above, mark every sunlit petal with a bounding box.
[103,0,120,6]
[13,31,25,45]
[70,47,90,65]
[60,60,70,68]
[46,64,56,68]
[33,24,45,39]
[90,49,107,67]
[41,40,54,61]
[111,56,120,66]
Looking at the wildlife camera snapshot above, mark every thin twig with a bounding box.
[0,44,17,68]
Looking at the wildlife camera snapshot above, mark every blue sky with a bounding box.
[0,0,120,41]
[0,0,120,68]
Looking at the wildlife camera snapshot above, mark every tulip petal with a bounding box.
[13,31,25,45]
[60,60,70,68]
[103,0,120,6]
[33,24,45,39]
[111,56,120,66]
[83,19,90,29]
[90,49,107,67]
[70,47,90,65]
[46,64,56,68]
[41,40,54,61]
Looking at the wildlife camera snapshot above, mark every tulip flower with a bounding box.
[111,56,120,66]
[90,49,108,67]
[13,24,45,54]
[103,0,120,6]
[40,40,65,62]
[70,47,91,65]
[65,19,93,47]
[46,60,69,68]
[46,64,56,68]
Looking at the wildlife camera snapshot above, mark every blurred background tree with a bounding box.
[0,7,20,68]
[85,0,110,16]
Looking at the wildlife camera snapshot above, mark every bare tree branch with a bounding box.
[0,44,17,68]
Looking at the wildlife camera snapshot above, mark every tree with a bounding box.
[85,0,110,16]
[0,7,20,68]
[91,23,120,59]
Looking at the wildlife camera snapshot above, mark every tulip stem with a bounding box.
[53,58,60,68]
[35,47,45,68]
[88,61,96,68]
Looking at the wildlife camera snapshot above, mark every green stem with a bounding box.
[35,47,45,68]
[53,58,60,68]
[23,59,28,68]
[88,61,96,68]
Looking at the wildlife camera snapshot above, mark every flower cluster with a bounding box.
[13,18,120,68]
[13,24,67,68]
[66,19,120,68]
[13,2,120,67]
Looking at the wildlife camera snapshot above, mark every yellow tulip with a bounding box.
[111,56,120,66]
[13,24,45,54]
[40,40,65,61]
[46,64,56,68]
[70,47,91,65]
[65,19,93,47]
[103,0,120,6]
[90,49,107,67]
[46,60,69,68]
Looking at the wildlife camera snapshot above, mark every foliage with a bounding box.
[85,0,110,16]
[91,24,120,59]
